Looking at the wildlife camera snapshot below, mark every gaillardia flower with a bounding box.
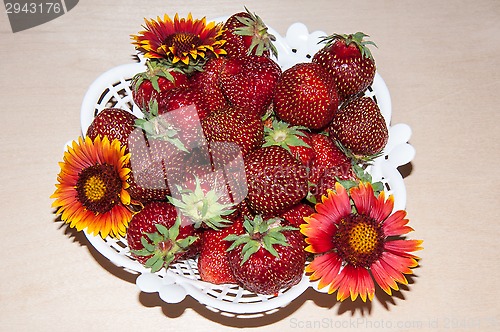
[300,182,422,302]
[132,13,226,72]
[51,136,132,238]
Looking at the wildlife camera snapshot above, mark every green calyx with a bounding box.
[167,177,235,230]
[132,60,175,93]
[335,163,384,195]
[319,32,377,60]
[134,100,188,152]
[130,218,198,273]
[333,138,383,166]
[224,215,298,265]
[157,57,206,76]
[262,120,311,154]
[234,7,278,58]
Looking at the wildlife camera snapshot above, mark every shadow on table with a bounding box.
[56,206,420,328]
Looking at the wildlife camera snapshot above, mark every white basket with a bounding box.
[81,20,415,318]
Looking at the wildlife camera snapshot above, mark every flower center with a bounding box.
[76,164,122,214]
[165,32,202,55]
[334,214,384,268]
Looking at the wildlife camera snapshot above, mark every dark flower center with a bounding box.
[165,32,202,55]
[76,164,122,214]
[334,214,385,268]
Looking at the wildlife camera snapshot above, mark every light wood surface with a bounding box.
[1,1,499,331]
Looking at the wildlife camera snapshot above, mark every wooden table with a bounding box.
[1,0,499,330]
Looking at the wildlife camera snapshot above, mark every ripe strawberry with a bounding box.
[222,8,278,58]
[308,133,352,184]
[154,87,212,149]
[86,108,137,148]
[189,57,229,113]
[312,32,376,102]
[201,106,264,157]
[307,133,354,202]
[219,55,281,117]
[262,120,314,166]
[197,217,245,284]
[328,96,388,158]
[279,203,315,227]
[273,62,339,130]
[126,106,190,203]
[132,61,189,112]
[244,146,308,215]
[158,85,212,120]
[126,201,199,272]
[225,215,306,295]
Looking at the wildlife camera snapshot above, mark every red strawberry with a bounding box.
[219,55,281,117]
[225,215,306,295]
[328,96,388,158]
[279,203,315,228]
[244,146,308,215]
[307,133,354,201]
[201,106,264,157]
[132,61,188,112]
[86,108,137,148]
[308,133,352,184]
[262,120,314,166]
[155,87,211,149]
[189,57,229,113]
[126,111,189,203]
[312,32,376,102]
[197,217,245,284]
[273,62,339,130]
[222,8,278,58]
[126,201,199,272]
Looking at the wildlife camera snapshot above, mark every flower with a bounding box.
[51,136,132,238]
[131,13,226,72]
[300,181,422,302]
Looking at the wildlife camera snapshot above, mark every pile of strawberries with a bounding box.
[86,9,389,295]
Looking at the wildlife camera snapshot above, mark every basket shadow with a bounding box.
[56,213,422,325]
[57,219,139,284]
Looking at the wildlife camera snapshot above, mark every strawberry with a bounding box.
[158,85,211,120]
[308,133,352,184]
[328,96,388,159]
[219,55,281,117]
[86,108,137,148]
[224,215,306,295]
[155,87,211,149]
[262,120,314,166]
[126,128,186,203]
[126,105,190,203]
[189,57,229,113]
[279,203,315,228]
[201,106,264,157]
[132,61,189,112]
[307,133,354,202]
[126,201,199,272]
[312,32,376,102]
[273,62,339,130]
[244,146,308,215]
[221,7,278,58]
[197,217,245,284]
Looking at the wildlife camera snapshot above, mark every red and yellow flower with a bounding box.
[300,181,422,302]
[51,136,132,238]
[132,13,226,72]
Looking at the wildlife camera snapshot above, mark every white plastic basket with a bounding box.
[81,20,415,318]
